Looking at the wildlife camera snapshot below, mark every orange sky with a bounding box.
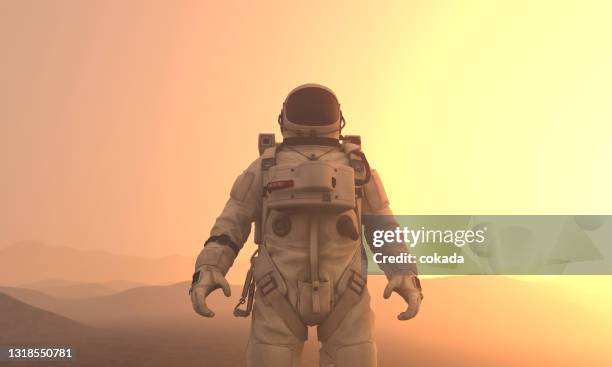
[1,1,611,260]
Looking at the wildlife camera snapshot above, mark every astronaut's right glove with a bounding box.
[189,240,236,318]
[190,264,231,317]
[383,274,423,320]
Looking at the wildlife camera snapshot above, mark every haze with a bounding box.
[2,1,611,262]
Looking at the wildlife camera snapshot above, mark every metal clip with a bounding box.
[233,250,258,317]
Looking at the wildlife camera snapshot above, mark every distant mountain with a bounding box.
[30,283,118,299]
[20,279,148,299]
[20,279,82,288]
[102,280,148,290]
[0,292,90,343]
[0,241,193,286]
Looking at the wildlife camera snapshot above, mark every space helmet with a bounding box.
[279,84,344,140]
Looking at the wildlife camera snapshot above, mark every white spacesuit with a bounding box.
[190,84,422,367]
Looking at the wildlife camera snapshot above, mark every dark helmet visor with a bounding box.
[285,87,340,126]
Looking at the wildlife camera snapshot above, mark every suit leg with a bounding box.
[247,289,305,367]
[318,288,377,367]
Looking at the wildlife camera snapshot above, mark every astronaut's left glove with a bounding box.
[383,274,423,320]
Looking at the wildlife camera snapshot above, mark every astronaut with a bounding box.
[190,84,423,367]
